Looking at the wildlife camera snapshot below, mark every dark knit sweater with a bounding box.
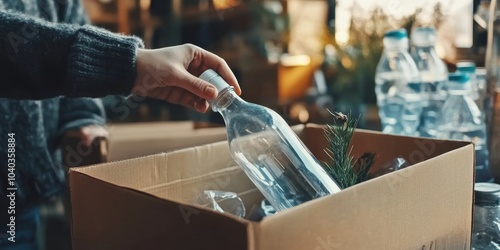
[0,0,144,213]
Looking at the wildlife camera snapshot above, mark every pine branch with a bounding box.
[323,111,376,189]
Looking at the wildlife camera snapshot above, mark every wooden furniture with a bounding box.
[82,0,163,48]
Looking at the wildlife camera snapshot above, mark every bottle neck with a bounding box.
[447,84,471,96]
[385,46,408,53]
[210,86,244,113]
[412,45,436,52]
[383,48,410,61]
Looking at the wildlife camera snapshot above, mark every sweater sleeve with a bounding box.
[58,0,90,26]
[0,10,144,100]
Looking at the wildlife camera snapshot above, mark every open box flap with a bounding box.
[107,127,229,161]
[73,141,235,190]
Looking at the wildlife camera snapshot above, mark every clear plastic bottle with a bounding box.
[435,72,493,182]
[199,69,342,212]
[375,29,422,136]
[471,183,500,249]
[456,61,483,108]
[410,27,449,138]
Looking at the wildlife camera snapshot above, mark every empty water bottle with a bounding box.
[410,27,448,138]
[199,69,341,212]
[435,72,493,182]
[375,29,422,136]
[195,190,246,218]
[456,61,483,108]
[472,183,500,249]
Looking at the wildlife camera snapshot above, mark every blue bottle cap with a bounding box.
[384,29,407,39]
[456,61,476,73]
[448,72,470,84]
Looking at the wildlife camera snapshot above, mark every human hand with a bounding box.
[132,44,241,112]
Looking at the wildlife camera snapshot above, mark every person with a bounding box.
[0,8,240,108]
[0,1,240,249]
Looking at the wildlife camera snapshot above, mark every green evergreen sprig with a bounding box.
[323,111,376,189]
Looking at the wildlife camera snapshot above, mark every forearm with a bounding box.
[0,10,143,99]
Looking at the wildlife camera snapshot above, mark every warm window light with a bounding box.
[140,0,151,11]
[325,44,336,57]
[212,0,241,10]
[289,103,310,123]
[336,0,473,49]
[335,30,350,46]
[435,43,446,60]
[340,56,353,70]
[280,54,311,67]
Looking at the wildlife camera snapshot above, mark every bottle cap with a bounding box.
[384,29,407,39]
[475,182,500,206]
[383,29,409,49]
[199,69,230,92]
[456,61,476,73]
[448,72,470,84]
[414,26,435,33]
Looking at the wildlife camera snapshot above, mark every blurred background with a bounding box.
[80,0,484,130]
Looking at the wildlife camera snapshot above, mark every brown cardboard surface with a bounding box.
[70,124,474,250]
[106,121,195,136]
[255,145,474,249]
[106,122,228,162]
[70,173,250,250]
[303,124,471,170]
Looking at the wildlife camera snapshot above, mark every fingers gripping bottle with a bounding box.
[200,69,341,212]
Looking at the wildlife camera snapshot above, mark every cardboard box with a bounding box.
[105,121,228,162]
[69,124,474,249]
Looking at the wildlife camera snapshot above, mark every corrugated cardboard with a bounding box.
[105,121,228,162]
[69,124,474,250]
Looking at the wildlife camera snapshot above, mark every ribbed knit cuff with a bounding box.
[66,25,144,97]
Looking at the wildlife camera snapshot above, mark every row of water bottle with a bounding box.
[375,27,493,182]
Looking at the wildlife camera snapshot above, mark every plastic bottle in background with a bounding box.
[375,29,422,136]
[456,61,484,109]
[475,68,492,131]
[410,27,449,138]
[471,183,500,249]
[199,69,342,212]
[436,72,493,182]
